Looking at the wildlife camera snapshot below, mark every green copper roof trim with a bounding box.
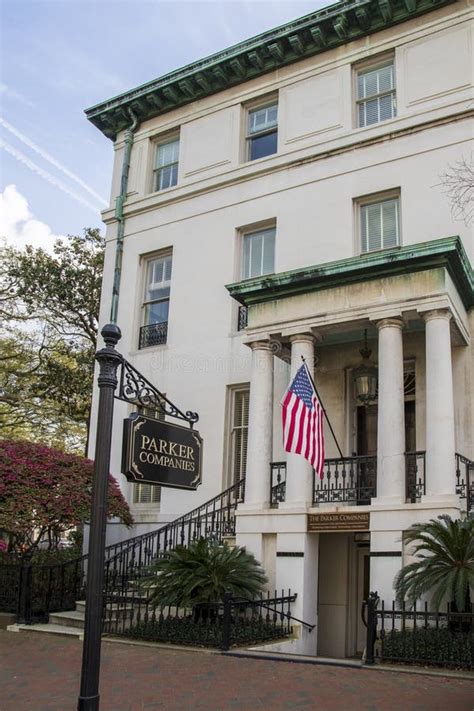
[85,0,456,140]
[225,237,474,309]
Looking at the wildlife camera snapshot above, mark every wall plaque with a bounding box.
[307,512,370,532]
[122,413,202,490]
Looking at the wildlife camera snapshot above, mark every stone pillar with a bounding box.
[244,340,274,509]
[423,309,456,499]
[284,334,316,508]
[375,318,405,504]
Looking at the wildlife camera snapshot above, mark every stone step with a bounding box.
[75,600,85,614]
[49,610,85,629]
[7,623,83,639]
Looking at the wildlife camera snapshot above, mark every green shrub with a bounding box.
[382,627,473,669]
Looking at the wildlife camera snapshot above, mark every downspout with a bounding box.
[110,107,139,323]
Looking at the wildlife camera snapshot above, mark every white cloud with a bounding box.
[0,184,62,252]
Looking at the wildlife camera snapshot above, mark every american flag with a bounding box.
[281,364,325,479]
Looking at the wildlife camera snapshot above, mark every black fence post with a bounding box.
[221,592,232,651]
[17,556,33,624]
[77,324,122,711]
[365,591,379,665]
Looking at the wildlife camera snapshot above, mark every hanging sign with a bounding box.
[122,413,202,490]
[307,512,370,532]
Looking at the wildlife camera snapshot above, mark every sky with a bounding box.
[0,0,329,252]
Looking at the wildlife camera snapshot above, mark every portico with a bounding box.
[227,236,473,657]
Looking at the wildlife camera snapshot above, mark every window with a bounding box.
[133,482,161,505]
[154,137,179,191]
[356,61,396,128]
[139,253,172,348]
[247,102,278,161]
[359,197,400,253]
[229,387,249,485]
[242,227,275,279]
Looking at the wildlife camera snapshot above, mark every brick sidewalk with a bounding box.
[0,631,472,711]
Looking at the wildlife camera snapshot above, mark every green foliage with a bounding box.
[394,515,474,611]
[123,615,287,649]
[0,229,104,453]
[146,538,267,608]
[0,439,133,556]
[382,627,473,669]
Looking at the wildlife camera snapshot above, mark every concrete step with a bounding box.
[75,600,85,614]
[7,623,83,639]
[49,610,85,629]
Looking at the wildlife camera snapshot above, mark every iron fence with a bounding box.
[313,455,376,505]
[0,478,245,625]
[364,594,474,670]
[405,451,426,502]
[455,453,474,512]
[102,478,246,629]
[105,590,297,650]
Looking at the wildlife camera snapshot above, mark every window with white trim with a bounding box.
[229,387,249,485]
[359,197,400,253]
[356,60,396,128]
[242,227,275,279]
[139,253,172,349]
[246,102,278,161]
[154,137,179,191]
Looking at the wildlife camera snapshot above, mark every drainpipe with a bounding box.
[110,107,139,324]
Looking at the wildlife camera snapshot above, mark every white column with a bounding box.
[284,334,315,508]
[244,341,274,509]
[423,309,456,499]
[375,318,405,504]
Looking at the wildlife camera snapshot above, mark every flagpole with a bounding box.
[301,355,344,459]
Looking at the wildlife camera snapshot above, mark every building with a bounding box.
[86,0,473,659]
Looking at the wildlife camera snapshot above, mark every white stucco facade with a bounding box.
[88,0,473,658]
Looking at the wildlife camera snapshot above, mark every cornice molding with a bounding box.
[225,237,474,309]
[85,0,457,140]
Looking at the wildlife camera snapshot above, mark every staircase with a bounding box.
[8,478,245,638]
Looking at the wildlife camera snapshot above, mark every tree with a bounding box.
[0,439,133,556]
[0,229,104,453]
[394,515,474,612]
[147,538,267,611]
[439,155,474,225]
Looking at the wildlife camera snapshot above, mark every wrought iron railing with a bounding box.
[313,455,377,505]
[270,462,286,506]
[139,321,168,349]
[2,478,245,624]
[455,453,474,512]
[104,590,299,650]
[102,478,246,630]
[237,305,248,331]
[405,451,426,503]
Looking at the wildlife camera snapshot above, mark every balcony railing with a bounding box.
[455,452,474,512]
[139,321,168,349]
[314,455,377,505]
[237,305,248,331]
[270,451,472,508]
[405,451,426,503]
[270,462,286,506]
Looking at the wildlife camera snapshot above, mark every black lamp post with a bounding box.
[77,324,122,711]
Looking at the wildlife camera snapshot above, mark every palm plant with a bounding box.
[394,515,474,611]
[146,538,267,611]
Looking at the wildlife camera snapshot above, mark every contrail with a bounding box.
[0,116,108,207]
[0,139,101,214]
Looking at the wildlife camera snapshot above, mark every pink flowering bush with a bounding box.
[0,440,133,556]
